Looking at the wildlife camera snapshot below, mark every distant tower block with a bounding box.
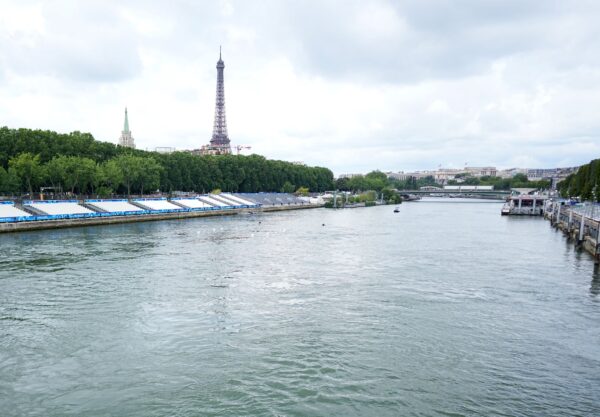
[119,107,135,149]
[203,47,231,155]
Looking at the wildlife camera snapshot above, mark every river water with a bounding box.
[1,199,599,416]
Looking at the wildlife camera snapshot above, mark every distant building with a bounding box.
[200,48,232,156]
[464,166,497,177]
[526,168,558,181]
[387,167,496,185]
[118,107,135,149]
[388,171,434,181]
[497,168,527,179]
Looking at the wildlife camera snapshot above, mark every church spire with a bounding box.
[119,107,135,149]
[123,107,130,133]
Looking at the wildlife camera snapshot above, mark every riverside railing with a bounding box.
[545,201,600,261]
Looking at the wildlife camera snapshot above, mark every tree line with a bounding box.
[0,127,334,196]
[334,170,551,193]
[446,173,550,190]
[558,159,598,200]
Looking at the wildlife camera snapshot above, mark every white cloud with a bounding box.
[0,0,599,175]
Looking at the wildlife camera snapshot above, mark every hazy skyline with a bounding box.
[1,0,599,175]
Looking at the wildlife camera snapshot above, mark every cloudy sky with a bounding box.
[1,0,599,175]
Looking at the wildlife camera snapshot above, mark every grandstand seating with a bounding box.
[171,198,213,209]
[133,199,184,211]
[1,193,311,225]
[237,193,306,206]
[0,202,32,218]
[199,195,231,207]
[86,200,143,213]
[25,200,95,215]
[209,194,246,207]
[220,193,256,206]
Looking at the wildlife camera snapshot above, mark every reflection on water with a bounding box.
[591,265,600,297]
[1,203,600,417]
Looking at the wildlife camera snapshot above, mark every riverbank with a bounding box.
[544,201,600,263]
[0,202,321,234]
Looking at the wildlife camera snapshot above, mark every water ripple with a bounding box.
[1,204,600,416]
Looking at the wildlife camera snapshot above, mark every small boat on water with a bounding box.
[393,206,400,213]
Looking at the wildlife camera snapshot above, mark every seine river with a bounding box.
[1,199,600,416]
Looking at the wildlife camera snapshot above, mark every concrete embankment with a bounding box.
[0,204,321,234]
[544,201,600,262]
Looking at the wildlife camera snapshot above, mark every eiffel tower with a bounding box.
[203,47,231,155]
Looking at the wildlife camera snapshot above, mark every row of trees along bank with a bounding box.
[0,127,334,196]
[558,159,600,200]
[335,170,550,192]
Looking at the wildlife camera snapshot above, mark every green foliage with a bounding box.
[0,168,20,194]
[112,154,162,196]
[45,155,97,193]
[211,188,222,194]
[337,171,387,192]
[280,181,295,193]
[444,174,549,191]
[337,169,552,196]
[8,152,45,195]
[95,186,113,198]
[0,166,8,192]
[558,160,600,200]
[387,175,437,190]
[0,127,334,196]
[382,186,402,204]
[295,186,309,196]
[357,190,377,202]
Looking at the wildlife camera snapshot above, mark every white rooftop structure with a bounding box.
[171,198,213,209]
[133,199,183,211]
[0,202,31,218]
[199,195,230,207]
[86,200,143,213]
[25,201,94,215]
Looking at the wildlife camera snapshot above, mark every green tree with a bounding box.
[281,181,295,193]
[382,186,402,203]
[113,154,144,196]
[8,153,45,195]
[0,127,336,195]
[295,186,309,196]
[0,166,12,194]
[135,157,162,194]
[45,156,68,191]
[101,159,124,194]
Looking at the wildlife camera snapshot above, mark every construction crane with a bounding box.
[234,145,252,155]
